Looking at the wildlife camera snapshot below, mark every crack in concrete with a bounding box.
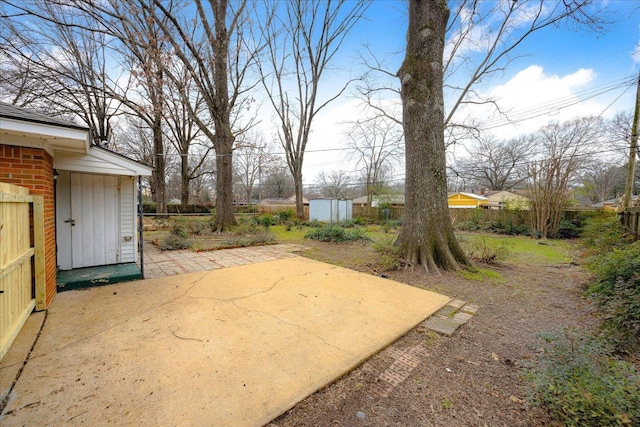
[230,299,356,357]
[30,272,210,359]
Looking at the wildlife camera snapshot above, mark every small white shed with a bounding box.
[54,148,152,270]
[309,199,353,223]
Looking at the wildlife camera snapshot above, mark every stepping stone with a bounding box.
[423,316,461,337]
[423,300,479,336]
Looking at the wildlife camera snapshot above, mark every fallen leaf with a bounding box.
[491,352,499,361]
[509,395,525,404]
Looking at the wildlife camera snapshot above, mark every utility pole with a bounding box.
[623,71,640,209]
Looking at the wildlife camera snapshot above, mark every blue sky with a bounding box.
[296,0,640,183]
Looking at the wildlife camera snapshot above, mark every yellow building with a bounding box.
[447,192,489,209]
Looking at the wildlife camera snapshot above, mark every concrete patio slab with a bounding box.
[1,256,450,426]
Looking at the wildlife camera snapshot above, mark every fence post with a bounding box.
[33,195,46,310]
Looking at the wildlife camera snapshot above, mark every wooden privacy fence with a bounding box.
[0,182,45,360]
[620,207,640,241]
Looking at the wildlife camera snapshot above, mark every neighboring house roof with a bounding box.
[353,195,368,205]
[260,195,310,206]
[454,192,489,201]
[484,190,528,202]
[371,194,405,207]
[481,190,530,210]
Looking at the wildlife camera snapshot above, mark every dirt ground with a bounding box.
[266,239,594,427]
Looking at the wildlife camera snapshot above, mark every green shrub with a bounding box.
[186,219,207,235]
[528,331,640,426]
[554,218,582,239]
[585,241,640,352]
[353,216,370,226]
[252,214,272,229]
[304,225,372,243]
[456,220,480,232]
[598,276,640,352]
[232,222,259,236]
[581,214,630,258]
[170,219,189,238]
[373,235,401,270]
[160,233,192,250]
[275,209,295,223]
[587,241,640,296]
[221,232,275,248]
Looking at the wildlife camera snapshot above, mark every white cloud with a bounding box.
[461,65,614,140]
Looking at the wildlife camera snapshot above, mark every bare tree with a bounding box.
[233,132,276,205]
[315,170,353,199]
[528,117,602,238]
[456,135,535,191]
[107,0,172,214]
[397,0,469,273]
[344,116,403,205]
[256,0,371,219]
[163,67,213,206]
[137,0,262,230]
[262,166,294,199]
[0,1,123,144]
[112,116,171,203]
[580,162,624,205]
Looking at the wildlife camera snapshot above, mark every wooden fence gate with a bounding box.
[0,182,46,360]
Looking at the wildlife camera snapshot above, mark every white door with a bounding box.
[70,173,120,268]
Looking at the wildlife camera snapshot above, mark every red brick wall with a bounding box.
[0,144,57,307]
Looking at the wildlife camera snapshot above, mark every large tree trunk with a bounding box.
[180,153,191,206]
[213,141,237,231]
[152,117,166,214]
[181,148,190,206]
[396,0,469,273]
[210,0,237,231]
[293,165,304,220]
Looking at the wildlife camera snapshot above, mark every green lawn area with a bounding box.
[456,233,574,265]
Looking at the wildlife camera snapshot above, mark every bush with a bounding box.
[186,219,207,235]
[220,232,275,248]
[554,218,582,239]
[160,233,192,250]
[232,222,259,236]
[528,331,640,426]
[170,219,189,239]
[373,235,401,270]
[585,241,640,352]
[353,216,371,226]
[304,225,372,243]
[456,220,480,232]
[581,214,630,258]
[275,209,295,223]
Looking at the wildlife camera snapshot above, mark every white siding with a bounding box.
[55,154,135,176]
[120,177,136,263]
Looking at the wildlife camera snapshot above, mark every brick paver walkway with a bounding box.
[143,243,307,278]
